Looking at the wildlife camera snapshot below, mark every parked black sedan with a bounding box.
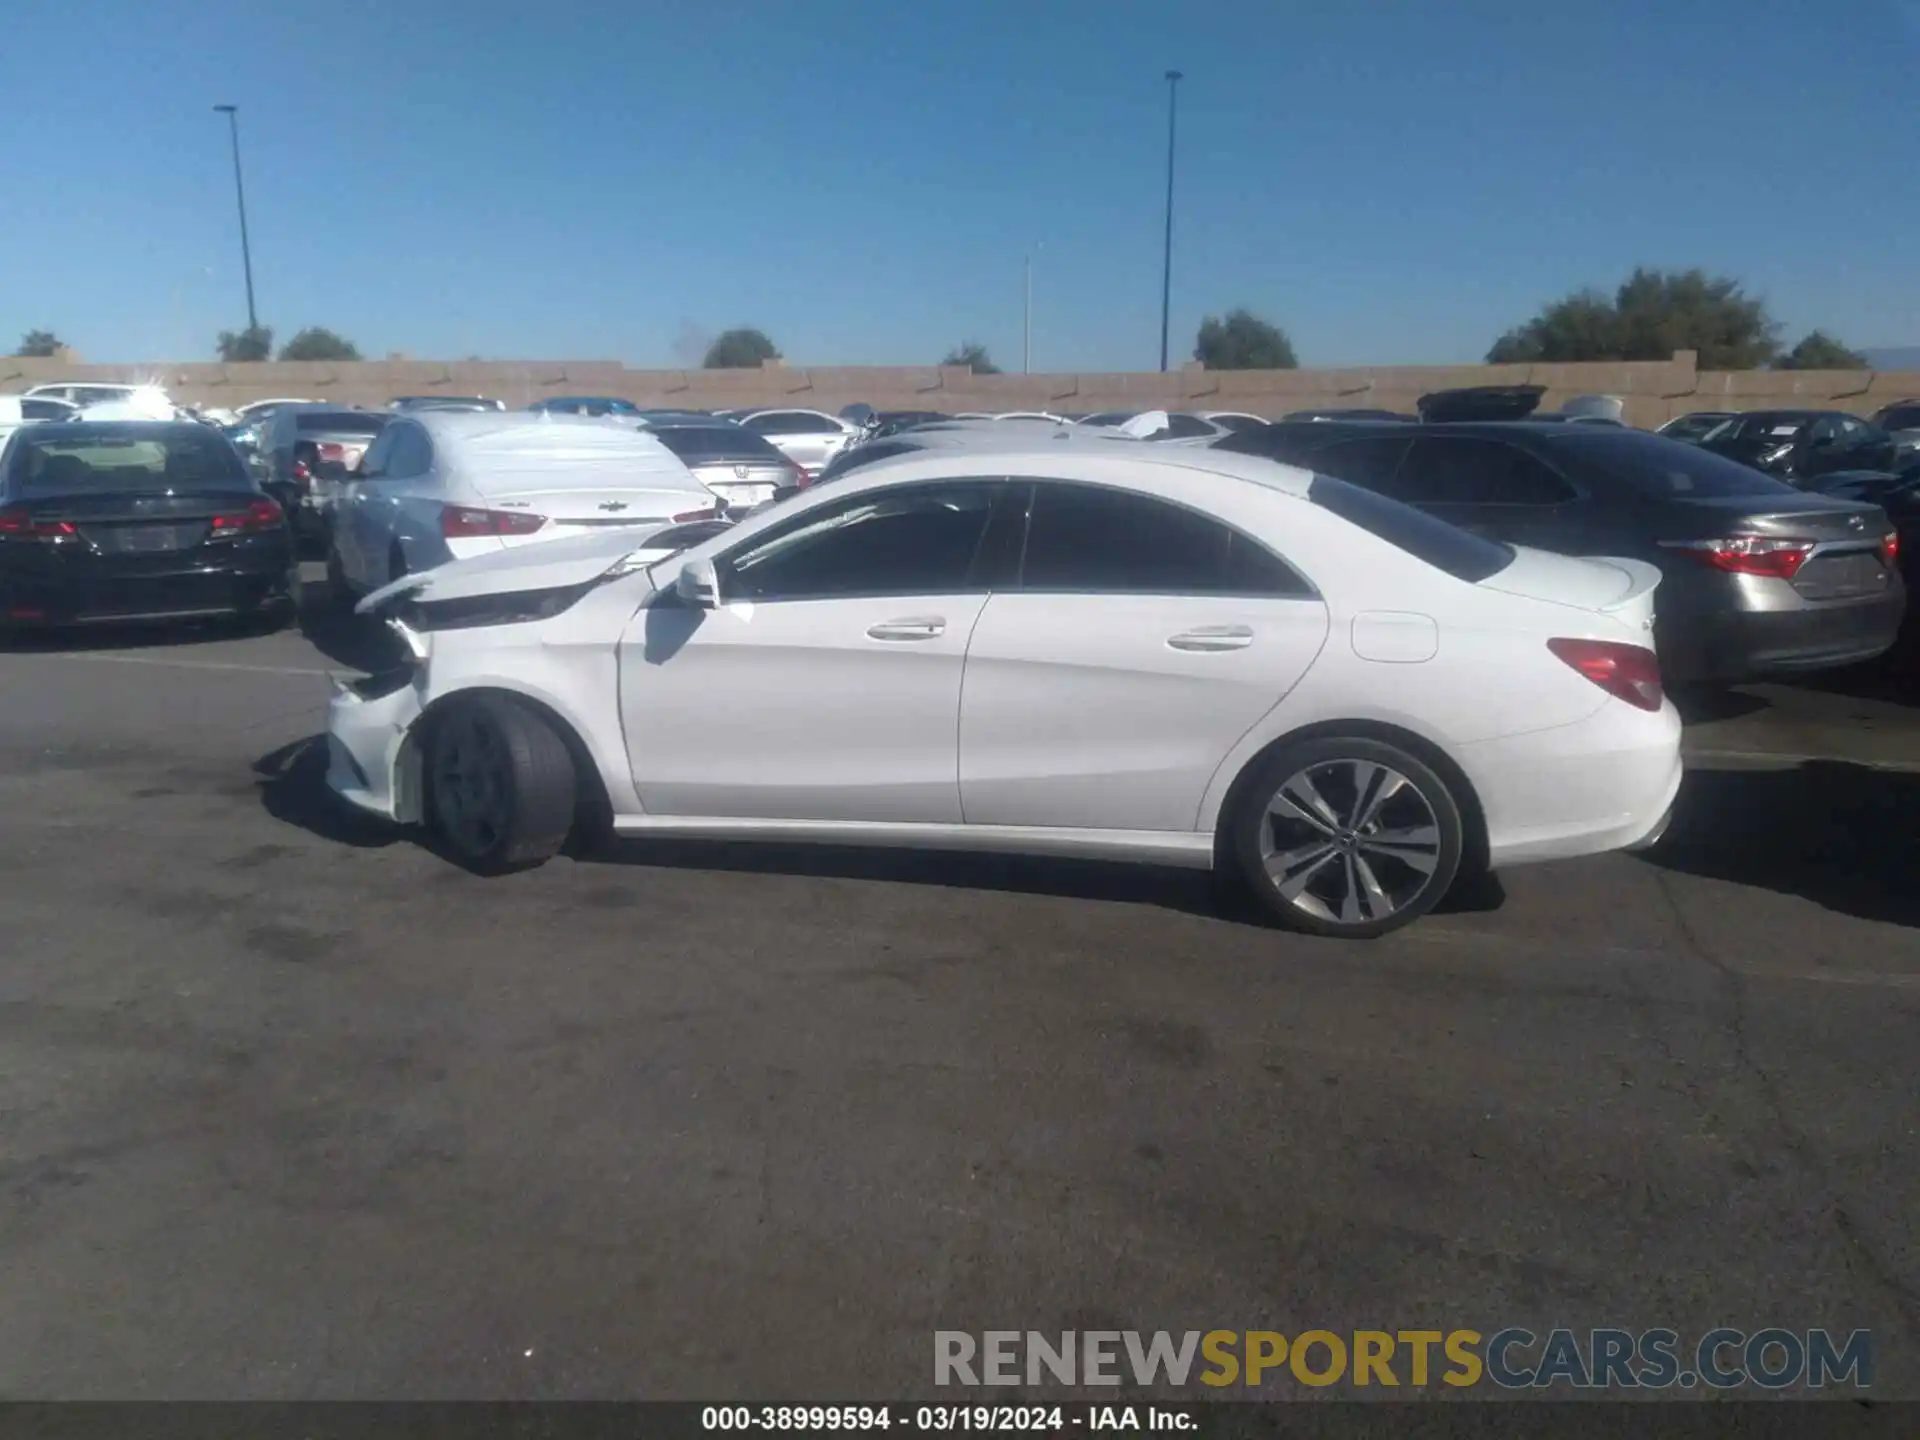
[1217,420,1903,684]
[0,423,297,631]
[1693,409,1899,483]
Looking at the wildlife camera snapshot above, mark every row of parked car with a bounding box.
[1,380,1912,694]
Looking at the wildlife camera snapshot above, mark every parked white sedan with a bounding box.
[322,410,724,602]
[326,438,1682,938]
[725,408,858,478]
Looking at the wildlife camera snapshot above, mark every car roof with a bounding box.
[838,428,1317,498]
[403,410,708,485]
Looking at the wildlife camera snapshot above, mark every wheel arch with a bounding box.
[396,683,614,833]
[1208,718,1490,877]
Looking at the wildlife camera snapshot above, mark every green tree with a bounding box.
[216,325,273,362]
[1486,268,1779,369]
[941,341,1000,374]
[1193,309,1297,369]
[277,327,362,362]
[15,329,63,358]
[703,327,780,369]
[1775,330,1867,371]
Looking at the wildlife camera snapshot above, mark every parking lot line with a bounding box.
[6,651,335,678]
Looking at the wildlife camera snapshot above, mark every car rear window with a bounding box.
[651,426,787,464]
[1551,430,1801,498]
[1878,405,1920,431]
[7,428,252,493]
[296,412,388,436]
[1307,474,1513,583]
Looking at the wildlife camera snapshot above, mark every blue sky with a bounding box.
[5,0,1918,369]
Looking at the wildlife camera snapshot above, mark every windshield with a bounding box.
[1552,430,1801,498]
[1877,405,1920,431]
[1703,413,1810,444]
[651,426,786,463]
[6,427,252,494]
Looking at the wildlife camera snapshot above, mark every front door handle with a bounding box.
[867,617,946,641]
[1168,625,1254,652]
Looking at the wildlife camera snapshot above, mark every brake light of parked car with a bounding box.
[788,464,810,490]
[671,504,723,523]
[1546,638,1664,713]
[1660,535,1816,581]
[441,506,549,538]
[1882,530,1900,567]
[290,460,312,486]
[0,509,78,540]
[209,498,285,534]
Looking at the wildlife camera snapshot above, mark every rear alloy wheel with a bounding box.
[425,695,578,874]
[1232,736,1463,939]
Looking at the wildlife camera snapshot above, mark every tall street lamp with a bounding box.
[1024,242,1044,374]
[213,104,259,336]
[1157,70,1183,373]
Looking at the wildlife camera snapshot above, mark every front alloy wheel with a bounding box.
[1235,738,1464,938]
[425,694,578,874]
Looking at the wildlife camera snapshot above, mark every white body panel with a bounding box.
[958,593,1329,830]
[325,440,1683,915]
[621,593,989,821]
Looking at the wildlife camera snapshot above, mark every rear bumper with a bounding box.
[0,558,298,627]
[1458,697,1684,868]
[1656,591,1905,682]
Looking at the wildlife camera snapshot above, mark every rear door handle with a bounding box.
[867,617,946,641]
[1167,625,1254,652]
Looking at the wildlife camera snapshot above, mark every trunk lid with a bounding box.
[1657,494,1895,601]
[1478,545,1662,629]
[10,489,260,555]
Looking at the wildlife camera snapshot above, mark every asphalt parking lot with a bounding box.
[0,573,1916,1400]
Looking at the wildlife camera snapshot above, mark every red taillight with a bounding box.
[0,508,77,540]
[1548,637,1664,712]
[210,498,284,534]
[788,465,810,490]
[1662,535,1815,580]
[670,504,722,523]
[441,505,548,538]
[317,443,346,461]
[1882,530,1900,567]
[290,460,311,484]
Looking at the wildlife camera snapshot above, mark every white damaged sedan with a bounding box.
[326,440,1683,939]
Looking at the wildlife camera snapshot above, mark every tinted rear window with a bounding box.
[1551,430,1801,499]
[296,412,388,436]
[1307,474,1513,583]
[651,426,786,463]
[7,428,251,494]
[1878,405,1920,431]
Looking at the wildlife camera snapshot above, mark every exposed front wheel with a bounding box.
[1231,736,1464,939]
[425,695,578,874]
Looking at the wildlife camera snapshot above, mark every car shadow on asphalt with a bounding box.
[1646,758,1920,928]
[248,731,1510,925]
[293,585,407,674]
[1793,650,1920,709]
[252,737,399,850]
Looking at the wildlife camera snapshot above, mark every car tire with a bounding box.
[424,694,578,875]
[1229,735,1463,939]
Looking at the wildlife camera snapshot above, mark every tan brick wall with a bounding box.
[6,351,1917,429]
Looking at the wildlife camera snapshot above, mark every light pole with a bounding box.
[1157,70,1182,373]
[1023,243,1043,374]
[213,104,259,336]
